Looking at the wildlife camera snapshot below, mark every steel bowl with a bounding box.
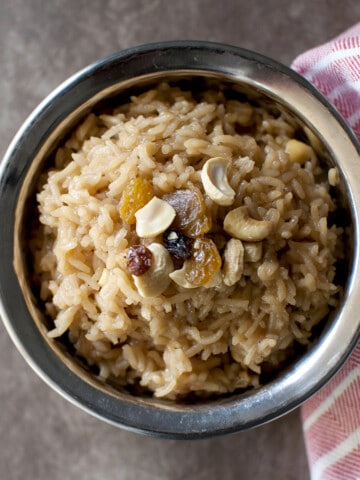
[1,41,359,439]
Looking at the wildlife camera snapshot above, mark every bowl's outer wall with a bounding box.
[1,42,360,438]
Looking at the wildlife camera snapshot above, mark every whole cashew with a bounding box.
[224,206,272,241]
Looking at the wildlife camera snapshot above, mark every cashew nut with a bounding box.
[169,263,198,289]
[201,157,235,206]
[243,242,262,262]
[285,139,314,164]
[257,259,279,281]
[222,239,244,286]
[328,167,339,186]
[223,206,272,241]
[133,243,174,297]
[135,196,176,238]
[169,264,222,289]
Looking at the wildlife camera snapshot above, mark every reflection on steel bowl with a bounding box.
[1,42,360,438]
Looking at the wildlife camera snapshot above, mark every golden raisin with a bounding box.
[120,178,154,224]
[162,187,211,238]
[184,238,221,286]
[127,245,153,276]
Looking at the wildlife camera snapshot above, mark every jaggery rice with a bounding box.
[34,83,342,399]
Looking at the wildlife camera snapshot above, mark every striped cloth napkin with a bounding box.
[291,23,360,480]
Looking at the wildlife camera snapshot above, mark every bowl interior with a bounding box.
[3,44,359,437]
[15,73,353,393]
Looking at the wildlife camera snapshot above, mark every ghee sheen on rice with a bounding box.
[33,83,342,399]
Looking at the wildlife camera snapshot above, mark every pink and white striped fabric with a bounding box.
[291,24,360,480]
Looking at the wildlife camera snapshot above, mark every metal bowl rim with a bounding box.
[1,40,360,439]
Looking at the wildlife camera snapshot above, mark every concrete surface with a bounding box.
[1,1,359,479]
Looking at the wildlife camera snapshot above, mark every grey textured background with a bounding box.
[1,1,360,479]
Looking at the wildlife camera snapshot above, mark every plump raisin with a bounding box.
[163,229,192,261]
[127,245,153,276]
[120,178,154,224]
[162,187,211,238]
[184,237,222,286]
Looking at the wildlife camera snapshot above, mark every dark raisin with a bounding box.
[163,229,193,261]
[127,245,153,276]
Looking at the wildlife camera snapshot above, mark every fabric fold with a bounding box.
[291,23,360,480]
